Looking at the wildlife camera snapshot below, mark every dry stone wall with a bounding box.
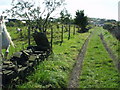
[103,23,120,41]
[2,48,50,88]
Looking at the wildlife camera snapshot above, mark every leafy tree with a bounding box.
[60,9,71,24]
[3,0,65,32]
[74,10,88,32]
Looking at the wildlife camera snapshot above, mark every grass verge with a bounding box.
[79,27,119,88]
[101,28,119,60]
[16,28,91,88]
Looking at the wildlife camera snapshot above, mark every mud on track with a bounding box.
[67,32,93,88]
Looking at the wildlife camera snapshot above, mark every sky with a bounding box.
[0,0,119,20]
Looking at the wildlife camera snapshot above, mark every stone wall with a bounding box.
[103,23,120,41]
[2,48,51,88]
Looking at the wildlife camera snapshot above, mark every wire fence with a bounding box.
[4,24,79,59]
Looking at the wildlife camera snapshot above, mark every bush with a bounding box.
[103,23,120,41]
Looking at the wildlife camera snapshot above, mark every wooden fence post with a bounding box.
[78,26,79,32]
[50,26,53,49]
[61,25,64,43]
[73,25,76,35]
[0,27,2,59]
[68,24,70,40]
[28,26,31,46]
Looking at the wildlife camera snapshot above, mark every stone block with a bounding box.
[3,61,13,65]
[29,55,37,62]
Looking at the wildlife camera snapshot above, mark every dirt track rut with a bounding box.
[67,32,93,88]
[99,33,120,72]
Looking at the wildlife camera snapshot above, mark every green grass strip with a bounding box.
[101,27,120,61]
[17,29,91,88]
[79,27,119,88]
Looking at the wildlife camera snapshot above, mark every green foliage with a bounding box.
[103,21,120,41]
[5,25,120,88]
[102,27,120,62]
[74,10,88,32]
[103,23,112,30]
[6,21,15,27]
[60,9,71,24]
[15,20,25,27]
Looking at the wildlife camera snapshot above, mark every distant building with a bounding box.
[88,18,106,26]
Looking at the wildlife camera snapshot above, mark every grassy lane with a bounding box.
[101,28,120,65]
[79,27,119,88]
[16,28,92,88]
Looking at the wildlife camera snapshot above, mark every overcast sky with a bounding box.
[0,0,119,20]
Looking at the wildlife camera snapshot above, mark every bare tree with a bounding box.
[3,0,65,32]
